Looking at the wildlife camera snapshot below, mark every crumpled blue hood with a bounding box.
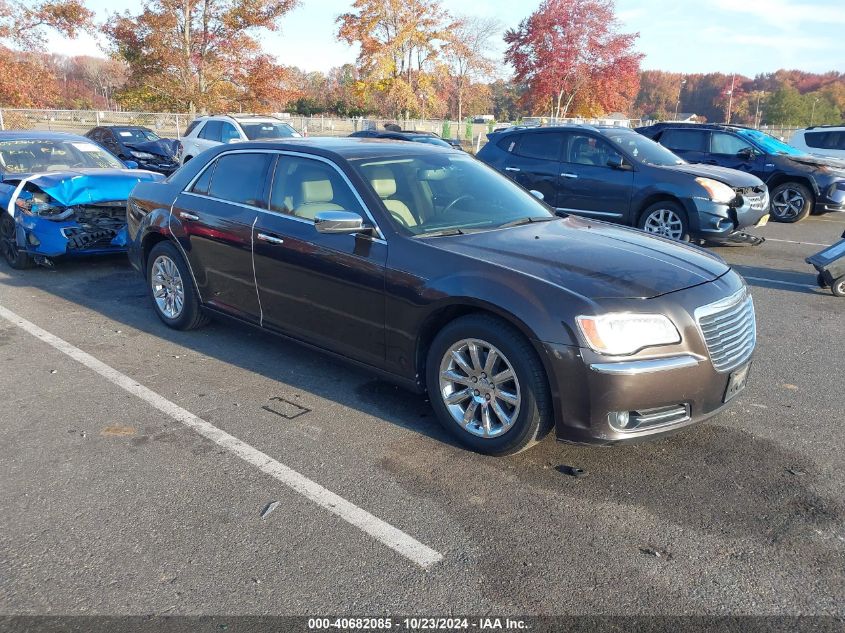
[11,168,163,207]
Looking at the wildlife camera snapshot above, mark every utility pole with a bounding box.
[674,77,687,120]
[754,91,766,128]
[810,97,819,126]
[725,74,735,124]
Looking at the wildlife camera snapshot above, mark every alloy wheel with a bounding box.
[151,255,185,319]
[771,187,806,220]
[438,338,521,438]
[642,208,684,240]
[0,216,18,264]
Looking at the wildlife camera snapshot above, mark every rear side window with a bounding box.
[206,153,272,207]
[220,122,240,143]
[805,131,845,150]
[513,133,564,161]
[497,136,517,152]
[659,129,708,152]
[184,120,202,136]
[711,132,753,155]
[191,162,216,195]
[199,121,223,142]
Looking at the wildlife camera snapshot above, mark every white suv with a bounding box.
[178,115,300,164]
[790,126,845,159]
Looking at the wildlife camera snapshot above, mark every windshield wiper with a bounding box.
[415,228,466,238]
[496,215,557,229]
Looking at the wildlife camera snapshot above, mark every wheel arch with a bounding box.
[635,193,686,225]
[766,174,817,198]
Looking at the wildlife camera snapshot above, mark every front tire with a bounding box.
[637,201,690,241]
[0,214,34,269]
[770,182,813,223]
[426,314,553,456]
[146,241,209,330]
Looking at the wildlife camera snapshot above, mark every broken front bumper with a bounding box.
[17,204,129,258]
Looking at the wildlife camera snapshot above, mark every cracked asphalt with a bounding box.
[0,215,843,618]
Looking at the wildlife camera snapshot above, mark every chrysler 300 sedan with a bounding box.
[127,138,756,455]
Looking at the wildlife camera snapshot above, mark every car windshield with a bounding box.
[0,139,125,173]
[240,122,300,140]
[348,153,555,236]
[736,128,805,156]
[114,128,160,143]
[601,129,685,166]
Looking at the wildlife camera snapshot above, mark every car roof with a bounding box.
[492,124,604,136]
[0,131,91,142]
[202,136,457,160]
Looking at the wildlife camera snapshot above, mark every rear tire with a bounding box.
[146,241,209,330]
[770,182,813,223]
[425,314,553,456]
[637,201,691,242]
[0,214,34,269]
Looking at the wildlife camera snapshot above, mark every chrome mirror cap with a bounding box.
[529,189,544,201]
[314,210,367,234]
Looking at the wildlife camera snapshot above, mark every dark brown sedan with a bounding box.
[126,139,756,455]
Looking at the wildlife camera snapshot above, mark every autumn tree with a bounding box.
[504,0,642,119]
[337,0,456,118]
[444,15,499,121]
[105,0,299,113]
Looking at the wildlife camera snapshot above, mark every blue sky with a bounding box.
[46,0,845,76]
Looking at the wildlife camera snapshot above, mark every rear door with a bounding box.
[655,128,709,164]
[556,132,634,222]
[708,131,767,178]
[252,153,387,366]
[500,131,565,205]
[170,151,272,322]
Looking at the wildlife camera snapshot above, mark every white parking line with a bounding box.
[765,238,829,247]
[743,275,817,290]
[0,303,443,569]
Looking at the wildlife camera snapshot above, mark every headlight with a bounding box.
[576,313,681,356]
[695,177,736,204]
[130,150,156,160]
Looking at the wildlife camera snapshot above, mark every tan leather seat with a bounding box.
[367,167,417,227]
[293,177,343,220]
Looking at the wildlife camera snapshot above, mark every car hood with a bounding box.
[659,163,764,187]
[780,153,845,170]
[4,169,163,207]
[125,139,177,159]
[428,215,730,300]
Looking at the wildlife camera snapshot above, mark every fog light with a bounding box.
[27,233,40,246]
[608,411,631,431]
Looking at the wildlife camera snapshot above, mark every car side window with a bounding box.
[565,134,622,167]
[199,121,222,142]
[206,153,272,207]
[191,161,216,195]
[220,122,240,143]
[269,156,365,221]
[497,136,517,152]
[659,129,708,152]
[184,120,202,136]
[711,132,753,155]
[806,131,845,150]
[513,133,564,161]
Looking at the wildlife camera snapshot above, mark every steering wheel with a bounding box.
[442,194,473,214]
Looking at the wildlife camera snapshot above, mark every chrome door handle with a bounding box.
[179,211,199,221]
[504,167,521,172]
[560,172,578,179]
[256,233,285,245]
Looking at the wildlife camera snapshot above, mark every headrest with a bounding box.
[368,167,396,198]
[301,178,334,204]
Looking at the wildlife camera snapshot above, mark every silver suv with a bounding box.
[178,115,300,164]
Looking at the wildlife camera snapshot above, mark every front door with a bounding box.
[556,132,634,222]
[708,131,767,178]
[171,151,272,322]
[252,154,387,367]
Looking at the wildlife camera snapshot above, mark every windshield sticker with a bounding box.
[118,131,133,137]
[72,142,103,152]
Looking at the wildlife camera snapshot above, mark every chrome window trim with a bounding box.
[590,354,704,375]
[182,149,386,242]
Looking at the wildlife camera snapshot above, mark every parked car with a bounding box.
[349,129,456,149]
[178,115,300,164]
[127,138,756,455]
[86,125,179,175]
[789,125,845,160]
[478,125,769,243]
[636,123,845,223]
[0,131,162,269]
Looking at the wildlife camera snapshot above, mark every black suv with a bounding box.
[636,123,845,223]
[478,125,769,243]
[86,126,179,175]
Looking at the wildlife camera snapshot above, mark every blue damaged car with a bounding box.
[0,131,163,268]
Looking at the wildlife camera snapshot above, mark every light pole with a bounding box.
[674,78,687,120]
[810,97,819,126]
[725,74,735,124]
[754,91,766,128]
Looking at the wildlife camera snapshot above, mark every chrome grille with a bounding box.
[695,288,756,373]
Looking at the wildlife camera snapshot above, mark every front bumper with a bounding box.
[683,194,769,241]
[17,213,127,258]
[816,178,845,213]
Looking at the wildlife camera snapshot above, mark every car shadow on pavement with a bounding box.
[732,264,824,295]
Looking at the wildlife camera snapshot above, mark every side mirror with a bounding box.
[737,147,755,160]
[314,210,368,234]
[124,160,139,169]
[529,189,544,201]
[606,155,629,170]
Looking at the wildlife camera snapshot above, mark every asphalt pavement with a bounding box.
[0,215,843,621]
